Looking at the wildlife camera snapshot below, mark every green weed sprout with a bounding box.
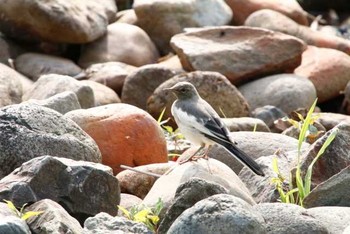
[3,200,43,221]
[271,99,338,206]
[118,198,163,232]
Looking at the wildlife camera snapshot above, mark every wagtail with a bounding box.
[166,81,265,176]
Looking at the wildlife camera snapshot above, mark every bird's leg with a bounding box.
[178,144,205,164]
[192,145,211,160]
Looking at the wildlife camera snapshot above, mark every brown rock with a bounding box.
[79,22,159,68]
[0,63,24,107]
[157,55,184,72]
[294,46,350,103]
[116,162,175,199]
[117,193,142,217]
[15,53,83,81]
[121,64,181,110]
[116,9,138,25]
[147,71,250,125]
[134,0,232,54]
[222,117,270,132]
[245,9,350,54]
[0,0,114,43]
[170,26,306,84]
[85,62,137,95]
[317,112,350,131]
[0,35,26,65]
[226,0,308,25]
[65,104,168,174]
[80,80,121,106]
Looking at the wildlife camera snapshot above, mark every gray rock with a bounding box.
[0,0,114,43]
[134,0,232,54]
[147,71,250,124]
[0,103,101,179]
[0,35,25,65]
[143,158,256,214]
[299,123,350,187]
[255,203,328,234]
[304,166,350,208]
[317,112,350,131]
[222,117,270,132]
[305,206,350,234]
[171,27,306,84]
[0,156,120,223]
[209,131,309,175]
[344,225,350,234]
[15,53,83,81]
[168,194,266,234]
[0,216,31,234]
[251,105,287,133]
[80,80,121,106]
[25,91,81,114]
[122,64,180,110]
[158,178,228,234]
[85,61,137,95]
[23,74,95,109]
[79,22,159,68]
[239,74,317,114]
[84,212,152,234]
[117,193,143,217]
[0,63,24,107]
[25,199,83,234]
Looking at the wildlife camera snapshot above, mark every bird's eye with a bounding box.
[179,88,186,93]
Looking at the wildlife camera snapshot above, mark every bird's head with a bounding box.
[165,82,199,100]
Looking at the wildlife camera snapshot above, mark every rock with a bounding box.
[255,203,328,234]
[299,123,350,187]
[167,194,266,234]
[100,0,118,23]
[15,53,83,81]
[25,199,83,234]
[0,103,101,179]
[118,193,143,217]
[0,35,26,65]
[84,212,152,234]
[80,80,121,106]
[116,9,138,25]
[121,64,180,110]
[85,62,137,95]
[222,117,270,132]
[0,216,31,234]
[251,105,287,133]
[170,27,306,84]
[226,0,308,25]
[0,0,113,43]
[158,178,228,234]
[238,74,317,114]
[143,158,256,213]
[65,104,168,174]
[317,112,350,130]
[245,9,350,54]
[147,71,250,125]
[305,206,350,234]
[134,0,232,54]
[25,91,81,114]
[157,55,184,72]
[23,74,95,109]
[117,162,175,199]
[294,46,350,102]
[0,156,120,223]
[0,63,24,108]
[303,166,350,208]
[239,150,305,203]
[79,22,159,68]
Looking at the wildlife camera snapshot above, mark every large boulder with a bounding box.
[0,63,24,108]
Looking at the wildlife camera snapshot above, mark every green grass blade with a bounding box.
[157,107,167,124]
[298,99,318,155]
[304,128,338,195]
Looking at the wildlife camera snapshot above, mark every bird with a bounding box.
[166,81,265,176]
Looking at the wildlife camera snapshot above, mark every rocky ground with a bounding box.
[0,0,350,233]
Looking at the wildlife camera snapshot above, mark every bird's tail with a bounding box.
[224,143,265,176]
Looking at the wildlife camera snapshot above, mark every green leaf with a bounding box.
[162,125,173,133]
[157,107,167,124]
[134,209,150,223]
[3,200,20,216]
[295,167,305,206]
[21,211,43,221]
[117,205,131,220]
[304,128,338,195]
